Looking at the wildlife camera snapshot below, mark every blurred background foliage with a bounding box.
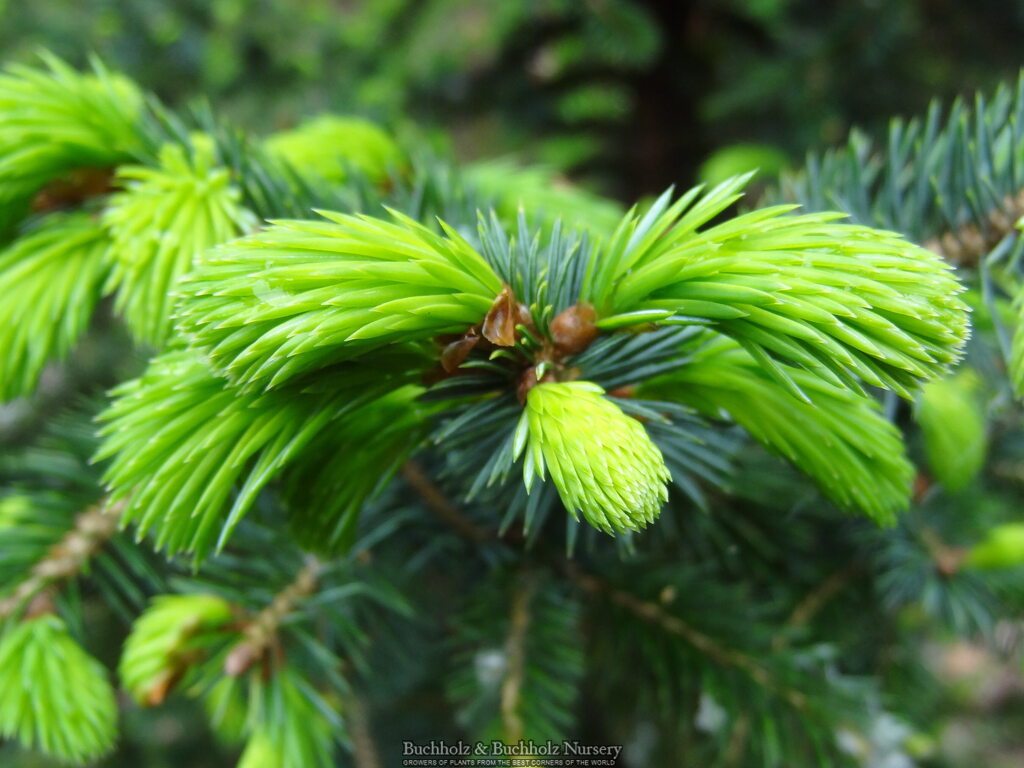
[4,0,1024,200]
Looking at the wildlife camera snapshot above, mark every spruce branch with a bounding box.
[224,556,322,677]
[103,135,256,346]
[0,613,118,765]
[448,569,583,744]
[0,498,124,620]
[500,570,536,744]
[0,213,111,402]
[400,460,493,542]
[232,664,339,768]
[176,208,503,390]
[0,51,1006,768]
[769,77,1024,399]
[96,351,413,559]
[343,687,383,768]
[562,560,808,711]
[0,52,144,210]
[119,593,235,706]
[871,515,997,635]
[590,178,970,401]
[771,78,1024,263]
[644,339,915,521]
[773,562,865,650]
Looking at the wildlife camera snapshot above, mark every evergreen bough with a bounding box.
[0,53,1020,768]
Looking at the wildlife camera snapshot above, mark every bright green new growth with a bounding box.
[176,209,504,390]
[250,669,337,768]
[465,158,624,236]
[95,350,389,559]
[915,370,987,492]
[589,177,970,400]
[0,614,118,764]
[238,732,285,768]
[0,213,110,402]
[214,668,337,768]
[264,114,405,184]
[1011,274,1024,397]
[967,523,1024,569]
[0,49,1002,768]
[645,341,915,523]
[103,137,255,346]
[119,594,234,705]
[514,381,671,534]
[285,385,430,553]
[0,54,142,205]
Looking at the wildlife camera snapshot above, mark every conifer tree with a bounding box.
[0,54,1021,768]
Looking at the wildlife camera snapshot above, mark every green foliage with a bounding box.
[448,570,583,744]
[0,53,142,207]
[1010,221,1024,396]
[264,114,405,184]
[0,408,113,612]
[967,523,1024,569]
[284,385,431,553]
[119,593,235,706]
[475,212,595,337]
[103,136,255,346]
[237,732,286,768]
[772,74,1024,247]
[209,667,338,768]
[0,614,118,764]
[0,492,80,592]
[514,381,670,534]
[587,562,874,767]
[465,159,624,236]
[95,350,408,559]
[872,508,1000,635]
[771,77,1024,406]
[645,339,914,522]
[176,209,503,390]
[698,143,788,187]
[0,213,110,401]
[590,177,970,400]
[246,668,337,768]
[0,496,49,587]
[915,371,988,492]
[1,46,1019,768]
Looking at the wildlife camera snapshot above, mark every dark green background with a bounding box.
[4,0,1023,200]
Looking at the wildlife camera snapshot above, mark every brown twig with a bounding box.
[400,461,492,542]
[500,570,537,743]
[561,560,808,711]
[0,497,125,620]
[397,462,809,710]
[224,555,322,676]
[919,527,968,578]
[345,688,383,768]
[724,714,750,768]
[773,562,865,650]
[924,189,1024,265]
